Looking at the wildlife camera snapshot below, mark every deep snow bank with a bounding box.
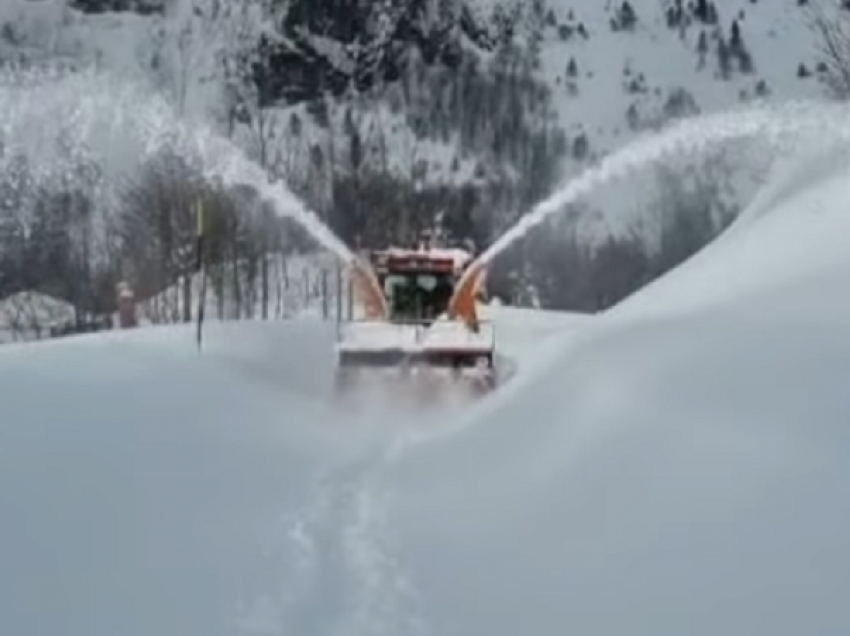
[0,305,583,636]
[600,142,850,323]
[0,318,362,636]
[385,150,850,636]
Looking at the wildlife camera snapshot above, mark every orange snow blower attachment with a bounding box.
[349,256,388,319]
[447,260,487,330]
[335,243,497,400]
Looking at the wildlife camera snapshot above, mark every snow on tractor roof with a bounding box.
[373,246,474,271]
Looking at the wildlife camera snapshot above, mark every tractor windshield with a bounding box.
[384,272,455,322]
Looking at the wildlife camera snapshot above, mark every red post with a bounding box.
[116,282,137,329]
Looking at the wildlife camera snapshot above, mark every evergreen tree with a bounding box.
[730,20,742,49]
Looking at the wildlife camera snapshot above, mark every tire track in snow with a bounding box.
[233,441,427,636]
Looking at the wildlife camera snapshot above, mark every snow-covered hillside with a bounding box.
[0,0,836,180]
[392,140,850,636]
[3,134,850,635]
[2,0,842,279]
[528,0,828,154]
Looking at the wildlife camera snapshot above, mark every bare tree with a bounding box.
[256,201,281,319]
[279,112,307,186]
[118,151,203,322]
[0,153,32,298]
[151,0,282,122]
[806,1,850,99]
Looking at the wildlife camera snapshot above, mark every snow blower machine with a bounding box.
[334,237,496,404]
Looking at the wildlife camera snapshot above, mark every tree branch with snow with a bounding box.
[806,0,850,100]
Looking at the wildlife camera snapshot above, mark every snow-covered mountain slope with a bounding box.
[1,0,839,274]
[281,0,835,177]
[254,0,839,191]
[3,137,850,635]
[545,0,826,148]
[0,0,836,180]
[0,0,155,76]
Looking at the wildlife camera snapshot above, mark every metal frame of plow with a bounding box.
[335,319,495,354]
[335,319,496,374]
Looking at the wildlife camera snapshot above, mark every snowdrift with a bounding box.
[3,148,850,635]
[0,307,579,636]
[0,319,347,636]
[388,148,850,635]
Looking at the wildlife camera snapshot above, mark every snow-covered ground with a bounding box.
[4,134,850,635]
[387,146,850,635]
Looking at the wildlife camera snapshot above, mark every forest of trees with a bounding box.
[1,0,843,337]
[0,139,740,332]
[0,146,318,330]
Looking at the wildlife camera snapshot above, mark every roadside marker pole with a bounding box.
[196,199,207,353]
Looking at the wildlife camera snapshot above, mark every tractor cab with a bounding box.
[369,248,465,325]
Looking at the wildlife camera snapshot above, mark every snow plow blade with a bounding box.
[333,320,497,404]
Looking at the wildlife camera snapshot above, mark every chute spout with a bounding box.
[448,261,486,329]
[349,257,388,319]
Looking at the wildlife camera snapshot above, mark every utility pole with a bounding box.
[195,198,207,352]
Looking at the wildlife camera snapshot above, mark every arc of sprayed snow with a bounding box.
[456,100,850,293]
[1,66,356,267]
